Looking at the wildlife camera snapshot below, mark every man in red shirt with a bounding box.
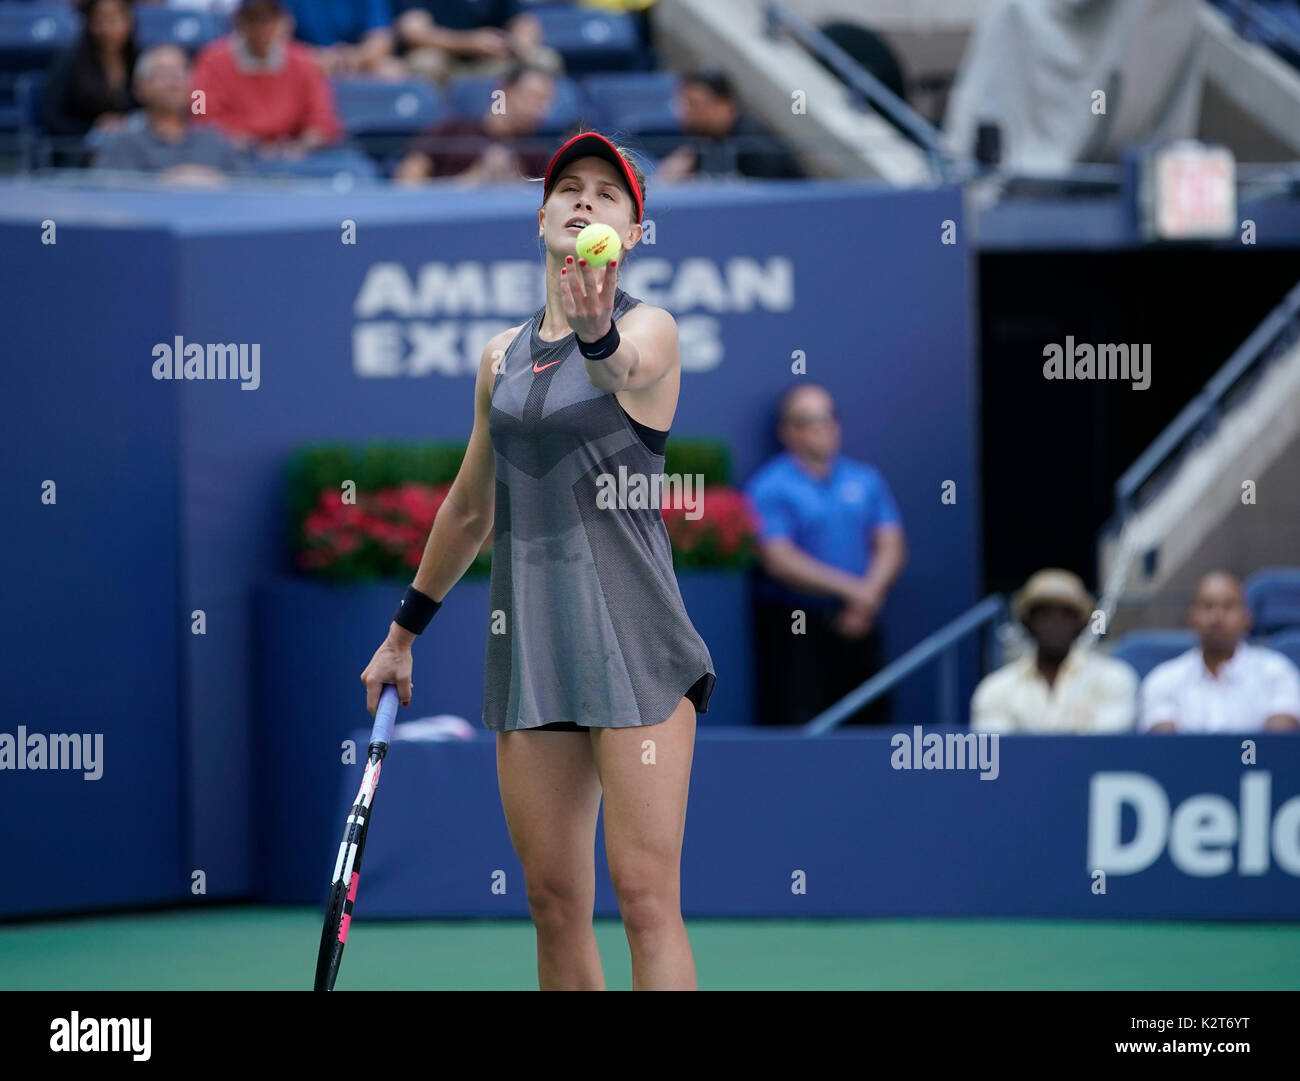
[191,0,342,158]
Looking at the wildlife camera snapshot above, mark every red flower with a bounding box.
[297,473,755,580]
[658,485,759,567]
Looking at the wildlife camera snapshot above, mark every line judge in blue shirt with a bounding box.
[744,383,908,726]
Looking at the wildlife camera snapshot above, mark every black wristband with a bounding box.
[393,585,442,635]
[577,321,620,360]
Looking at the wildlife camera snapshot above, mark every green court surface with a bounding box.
[3,908,1298,990]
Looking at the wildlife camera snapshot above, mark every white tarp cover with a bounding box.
[943,0,1205,172]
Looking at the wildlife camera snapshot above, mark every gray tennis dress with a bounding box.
[482,287,716,731]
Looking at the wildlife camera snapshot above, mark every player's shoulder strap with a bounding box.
[613,287,641,320]
[491,316,538,395]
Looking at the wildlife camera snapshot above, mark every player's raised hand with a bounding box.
[560,254,618,343]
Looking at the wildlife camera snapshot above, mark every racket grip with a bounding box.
[372,684,400,747]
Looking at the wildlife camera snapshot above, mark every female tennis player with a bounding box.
[360,131,716,991]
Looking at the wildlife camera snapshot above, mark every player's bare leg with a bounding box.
[497,729,605,989]
[591,695,697,990]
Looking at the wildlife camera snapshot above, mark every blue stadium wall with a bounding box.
[344,730,1300,920]
[0,179,981,916]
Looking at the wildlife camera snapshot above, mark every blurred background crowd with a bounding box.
[4,0,806,183]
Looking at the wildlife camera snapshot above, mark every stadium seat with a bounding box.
[12,68,46,169]
[252,145,380,182]
[532,6,641,73]
[1262,0,1300,39]
[1216,0,1300,68]
[0,3,77,122]
[1111,629,1197,681]
[332,78,446,135]
[1260,3,1300,67]
[445,73,584,135]
[133,8,230,52]
[1269,629,1300,672]
[580,71,680,135]
[1245,566,1300,635]
[0,4,77,64]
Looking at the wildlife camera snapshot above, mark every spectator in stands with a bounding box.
[1140,572,1300,733]
[393,61,556,184]
[394,1,562,85]
[745,383,907,726]
[42,0,140,149]
[278,0,407,79]
[971,569,1136,733]
[654,65,805,183]
[95,45,246,182]
[190,0,342,157]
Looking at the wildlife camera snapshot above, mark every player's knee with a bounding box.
[524,875,589,932]
[610,872,676,937]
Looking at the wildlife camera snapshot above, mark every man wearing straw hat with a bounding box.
[971,569,1137,733]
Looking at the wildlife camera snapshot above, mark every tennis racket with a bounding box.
[314,683,399,991]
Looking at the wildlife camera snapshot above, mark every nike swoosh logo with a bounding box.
[532,358,563,373]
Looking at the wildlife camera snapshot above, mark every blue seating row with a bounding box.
[0,2,643,69]
[6,67,681,141]
[1111,567,1300,678]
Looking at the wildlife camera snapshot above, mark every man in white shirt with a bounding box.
[972,569,1137,733]
[1140,572,1300,733]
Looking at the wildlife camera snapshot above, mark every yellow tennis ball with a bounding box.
[574,222,622,267]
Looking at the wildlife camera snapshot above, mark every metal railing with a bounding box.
[1113,278,1300,522]
[803,594,1008,735]
[760,0,956,182]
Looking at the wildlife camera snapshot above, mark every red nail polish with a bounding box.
[578,259,587,267]
[561,268,566,275]
[609,260,617,268]
[565,256,573,263]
